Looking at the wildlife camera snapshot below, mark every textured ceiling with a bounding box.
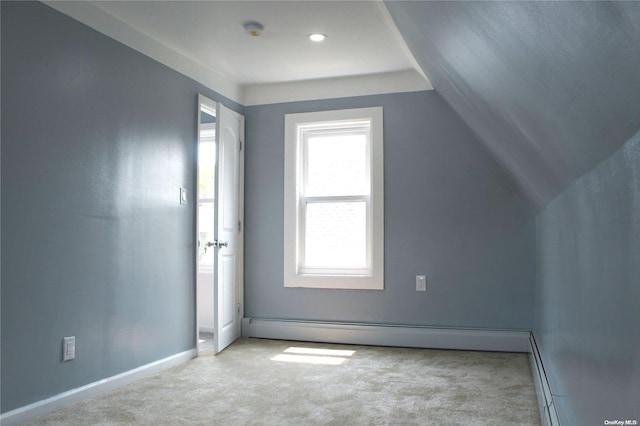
[386,1,640,208]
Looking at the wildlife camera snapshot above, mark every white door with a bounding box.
[213,102,243,353]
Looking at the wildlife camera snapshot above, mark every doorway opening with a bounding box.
[195,94,244,355]
[197,102,217,353]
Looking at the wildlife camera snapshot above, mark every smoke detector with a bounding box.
[243,22,264,37]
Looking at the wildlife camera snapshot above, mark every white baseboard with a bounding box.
[241,318,530,352]
[0,348,197,426]
[529,333,561,426]
[198,326,215,334]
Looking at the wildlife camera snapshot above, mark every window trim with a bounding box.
[284,107,384,290]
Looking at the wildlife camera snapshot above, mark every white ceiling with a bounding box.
[45,1,431,104]
[91,1,421,85]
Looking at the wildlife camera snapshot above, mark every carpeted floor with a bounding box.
[26,338,541,425]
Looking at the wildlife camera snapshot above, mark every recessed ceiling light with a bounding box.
[308,33,327,42]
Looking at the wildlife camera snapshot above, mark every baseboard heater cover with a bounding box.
[242,318,530,352]
[529,333,561,426]
[0,348,197,426]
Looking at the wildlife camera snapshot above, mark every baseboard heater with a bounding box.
[529,333,561,426]
[242,317,530,352]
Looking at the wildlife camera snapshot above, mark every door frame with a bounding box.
[236,108,245,334]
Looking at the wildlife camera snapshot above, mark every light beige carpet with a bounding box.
[26,338,540,425]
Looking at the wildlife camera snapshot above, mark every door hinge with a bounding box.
[239,141,243,151]
[238,220,242,232]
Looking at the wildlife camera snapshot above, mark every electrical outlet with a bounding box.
[63,336,75,361]
[416,275,427,292]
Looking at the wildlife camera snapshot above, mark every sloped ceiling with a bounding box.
[385,1,640,208]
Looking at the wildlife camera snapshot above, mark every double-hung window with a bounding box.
[284,107,383,290]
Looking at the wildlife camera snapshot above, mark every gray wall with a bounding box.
[244,91,536,329]
[386,1,640,208]
[536,130,640,424]
[387,2,640,421]
[1,1,240,412]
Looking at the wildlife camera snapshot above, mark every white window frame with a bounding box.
[284,107,384,290]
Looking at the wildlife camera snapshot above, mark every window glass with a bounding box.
[198,142,216,200]
[305,133,368,197]
[303,201,367,269]
[198,202,214,266]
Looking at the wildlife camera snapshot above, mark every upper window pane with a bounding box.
[198,142,216,200]
[305,132,368,197]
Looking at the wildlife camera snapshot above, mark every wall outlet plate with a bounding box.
[63,336,75,361]
[416,275,427,292]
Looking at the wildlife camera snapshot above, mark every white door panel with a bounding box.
[213,103,242,353]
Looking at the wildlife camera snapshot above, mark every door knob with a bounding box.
[206,240,228,249]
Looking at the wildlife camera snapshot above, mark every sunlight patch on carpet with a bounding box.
[271,347,356,365]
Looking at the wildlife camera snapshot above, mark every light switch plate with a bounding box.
[416,275,427,292]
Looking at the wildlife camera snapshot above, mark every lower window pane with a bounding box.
[198,202,214,268]
[304,202,367,269]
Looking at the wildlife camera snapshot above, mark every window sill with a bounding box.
[284,274,383,290]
